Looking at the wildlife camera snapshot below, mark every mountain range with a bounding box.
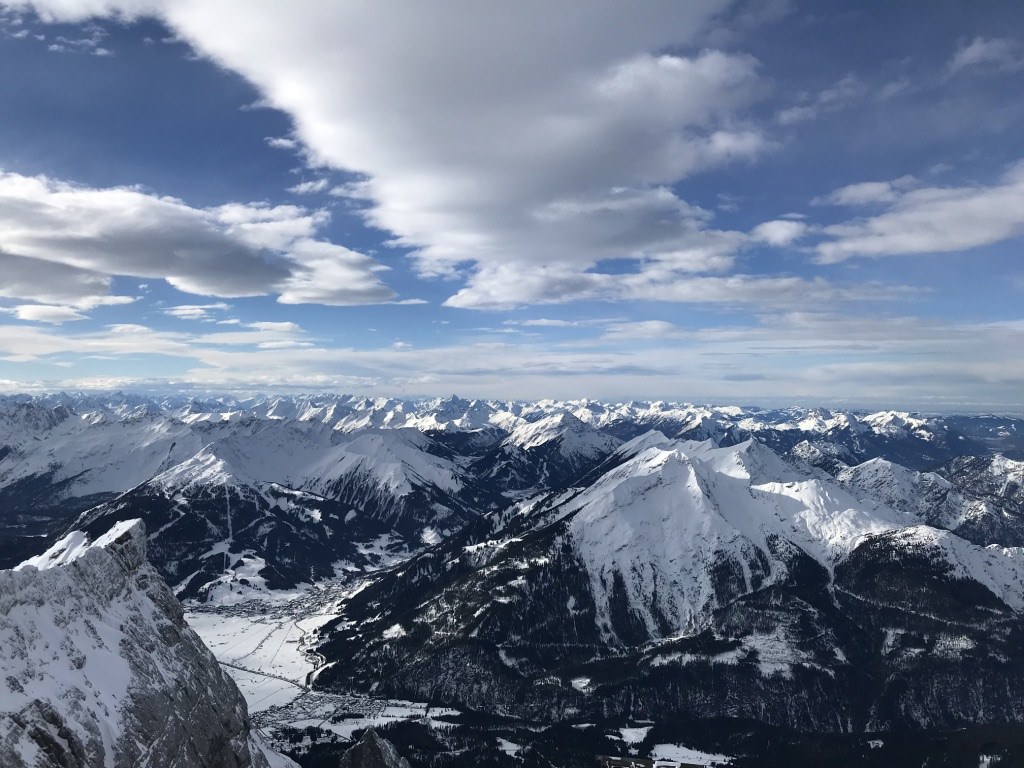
[1,393,1023,766]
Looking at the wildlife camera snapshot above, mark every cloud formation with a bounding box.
[163,303,230,321]
[775,73,864,125]
[813,176,917,206]
[1,312,1021,411]
[948,37,1024,75]
[1,305,88,323]
[817,161,1024,262]
[0,170,395,311]
[750,219,808,246]
[10,0,778,309]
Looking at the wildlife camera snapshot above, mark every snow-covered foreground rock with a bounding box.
[0,519,296,768]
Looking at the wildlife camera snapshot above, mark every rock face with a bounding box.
[339,730,411,768]
[0,519,292,768]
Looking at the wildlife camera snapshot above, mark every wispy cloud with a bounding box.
[2,312,1020,410]
[47,22,111,55]
[287,179,330,195]
[948,37,1024,75]
[1,304,88,324]
[775,74,864,125]
[163,303,231,321]
[813,175,917,206]
[602,320,686,340]
[816,161,1024,262]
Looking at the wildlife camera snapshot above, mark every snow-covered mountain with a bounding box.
[940,454,1024,546]
[316,432,1024,732]
[70,426,501,600]
[2,393,1022,599]
[3,393,1024,765]
[0,518,295,768]
[472,411,622,493]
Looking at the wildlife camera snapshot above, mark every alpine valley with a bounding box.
[2,393,1024,767]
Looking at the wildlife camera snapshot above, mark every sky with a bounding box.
[0,0,1023,412]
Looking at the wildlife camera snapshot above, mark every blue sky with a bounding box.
[0,0,1023,411]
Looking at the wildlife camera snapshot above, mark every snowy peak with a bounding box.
[476,413,623,494]
[504,411,621,459]
[1,518,292,768]
[0,400,73,436]
[947,453,1024,495]
[862,410,936,439]
[311,429,464,498]
[551,436,1024,641]
[150,444,241,492]
[16,518,144,572]
[938,453,1024,547]
[789,438,856,469]
[550,438,900,638]
[837,458,967,531]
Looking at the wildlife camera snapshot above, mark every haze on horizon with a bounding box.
[0,1,1022,412]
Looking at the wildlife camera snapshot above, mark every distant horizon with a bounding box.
[2,388,1023,419]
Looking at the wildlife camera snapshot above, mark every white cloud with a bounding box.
[619,274,913,307]
[2,304,88,323]
[602,320,684,340]
[163,302,230,321]
[775,105,817,126]
[287,179,329,195]
[750,219,807,246]
[275,239,393,305]
[817,161,1024,262]
[948,37,1024,75]
[44,20,109,54]
[775,74,864,125]
[193,320,307,347]
[265,136,298,151]
[878,76,911,100]
[813,175,916,206]
[0,322,191,362]
[12,0,777,310]
[505,318,608,329]
[445,263,912,311]
[0,170,395,306]
[816,74,863,105]
[0,250,133,308]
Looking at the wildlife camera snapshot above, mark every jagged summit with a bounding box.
[504,410,619,455]
[0,519,294,768]
[16,518,144,572]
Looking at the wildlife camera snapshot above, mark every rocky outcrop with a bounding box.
[339,730,410,768]
[0,519,293,768]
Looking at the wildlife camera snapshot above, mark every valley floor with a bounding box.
[184,579,734,767]
[185,584,1024,768]
[185,576,473,761]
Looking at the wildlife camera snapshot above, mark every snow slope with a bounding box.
[559,436,905,637]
